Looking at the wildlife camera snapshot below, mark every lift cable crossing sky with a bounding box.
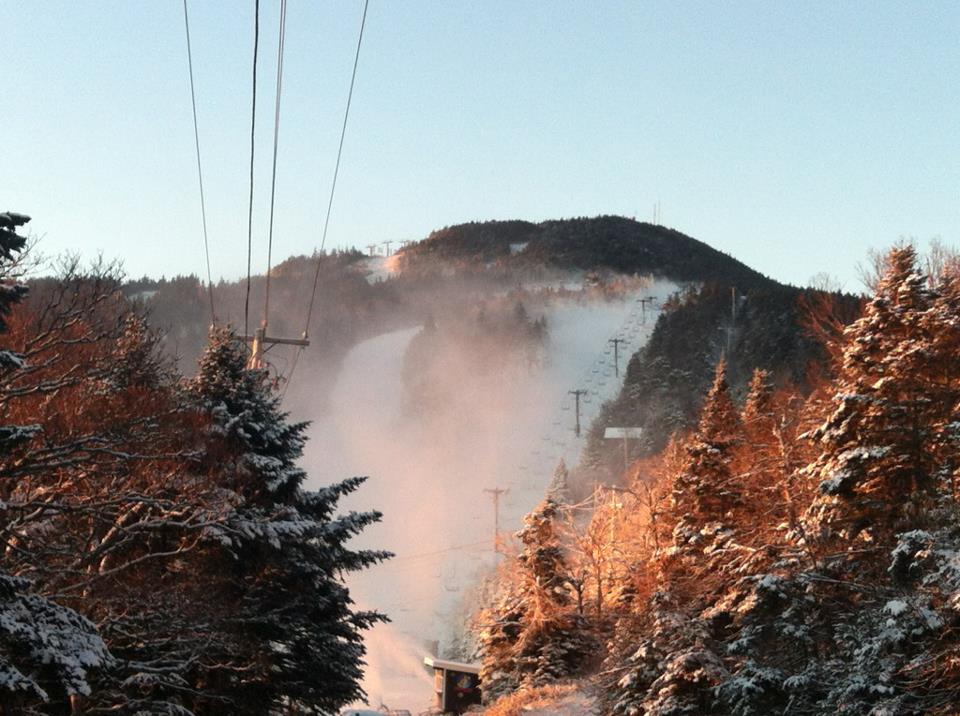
[262,0,288,332]
[242,0,261,343]
[181,0,216,324]
[285,0,371,391]
[182,0,370,377]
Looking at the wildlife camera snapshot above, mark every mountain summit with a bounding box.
[400,215,773,289]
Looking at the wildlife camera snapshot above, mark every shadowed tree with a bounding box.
[188,327,390,714]
[0,212,110,713]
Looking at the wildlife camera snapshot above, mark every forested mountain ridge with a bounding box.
[391,216,859,485]
[110,216,852,485]
[399,215,773,289]
[118,250,406,382]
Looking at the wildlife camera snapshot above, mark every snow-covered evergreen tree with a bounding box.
[670,359,743,552]
[804,246,946,542]
[190,327,389,714]
[608,591,725,716]
[739,367,809,534]
[741,368,774,434]
[479,498,594,700]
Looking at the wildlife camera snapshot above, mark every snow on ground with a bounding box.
[301,281,675,711]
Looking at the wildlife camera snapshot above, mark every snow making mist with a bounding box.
[298,278,677,710]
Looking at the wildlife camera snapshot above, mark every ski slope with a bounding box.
[302,280,676,711]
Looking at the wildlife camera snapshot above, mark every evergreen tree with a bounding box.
[918,270,960,500]
[739,367,804,533]
[479,499,593,699]
[804,246,945,541]
[670,359,742,550]
[0,213,28,340]
[741,368,774,434]
[608,591,726,716]
[189,328,389,714]
[0,212,109,711]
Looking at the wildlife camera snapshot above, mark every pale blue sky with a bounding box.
[2,1,958,288]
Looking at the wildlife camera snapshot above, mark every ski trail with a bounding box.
[302,281,676,710]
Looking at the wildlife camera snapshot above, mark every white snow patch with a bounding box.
[884,599,909,617]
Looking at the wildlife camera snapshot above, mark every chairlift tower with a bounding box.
[245,323,310,370]
[639,296,657,324]
[569,389,587,437]
[609,337,626,377]
[483,487,508,554]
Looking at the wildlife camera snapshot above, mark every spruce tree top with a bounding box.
[672,359,743,529]
[742,368,774,426]
[191,326,308,502]
[696,359,741,446]
[806,245,944,540]
[0,212,29,338]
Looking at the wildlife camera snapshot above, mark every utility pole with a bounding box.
[366,243,379,257]
[639,296,656,324]
[381,240,393,256]
[569,389,587,437]
[727,287,737,355]
[609,337,625,377]
[483,487,508,554]
[245,323,310,370]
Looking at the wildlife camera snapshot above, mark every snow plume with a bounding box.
[295,276,677,709]
[359,622,436,712]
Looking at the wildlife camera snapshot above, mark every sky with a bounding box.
[2,0,959,289]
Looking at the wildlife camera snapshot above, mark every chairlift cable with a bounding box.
[303,0,370,336]
[243,0,261,343]
[182,0,217,324]
[280,344,302,402]
[284,0,369,395]
[263,0,288,330]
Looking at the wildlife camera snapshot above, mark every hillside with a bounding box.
[115,216,854,485]
[473,244,960,716]
[578,282,862,482]
[397,216,859,486]
[399,215,773,289]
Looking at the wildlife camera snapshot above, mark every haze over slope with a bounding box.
[303,280,676,710]
[111,214,851,709]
